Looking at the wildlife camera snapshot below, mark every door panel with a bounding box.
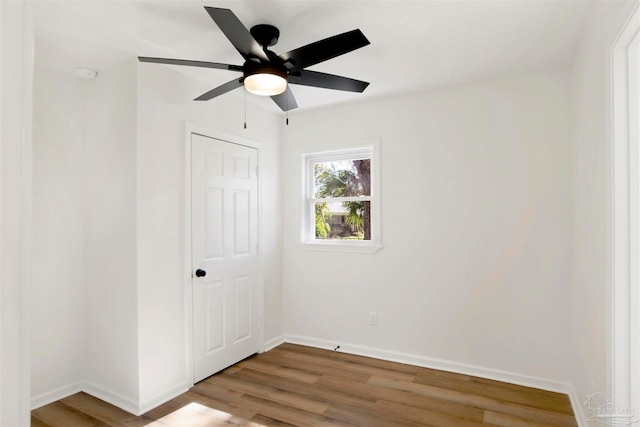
[192,133,259,383]
[205,189,224,259]
[234,275,251,342]
[233,190,250,255]
[205,281,224,354]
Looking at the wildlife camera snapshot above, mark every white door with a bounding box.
[191,133,259,383]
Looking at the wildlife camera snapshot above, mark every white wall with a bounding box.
[31,67,84,404]
[1,1,33,425]
[570,0,638,422]
[82,59,140,407]
[135,63,283,408]
[283,70,573,383]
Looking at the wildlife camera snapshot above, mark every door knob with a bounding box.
[195,269,207,277]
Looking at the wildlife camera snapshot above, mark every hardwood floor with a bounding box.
[31,343,578,426]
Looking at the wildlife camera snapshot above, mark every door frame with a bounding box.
[611,2,640,418]
[183,121,264,386]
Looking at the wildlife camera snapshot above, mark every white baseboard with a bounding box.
[283,334,573,395]
[83,380,191,416]
[82,381,141,415]
[32,379,191,416]
[262,335,285,352]
[30,336,585,423]
[137,381,191,416]
[31,381,192,416]
[567,383,588,427]
[31,381,83,410]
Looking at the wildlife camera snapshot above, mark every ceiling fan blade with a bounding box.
[204,7,269,62]
[138,57,243,72]
[271,86,298,111]
[290,70,369,93]
[194,78,244,101]
[279,29,370,71]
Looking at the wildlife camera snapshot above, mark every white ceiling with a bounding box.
[34,0,594,113]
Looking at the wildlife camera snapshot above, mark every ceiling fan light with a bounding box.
[245,72,287,96]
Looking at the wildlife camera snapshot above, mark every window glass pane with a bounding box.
[315,201,371,240]
[314,159,371,198]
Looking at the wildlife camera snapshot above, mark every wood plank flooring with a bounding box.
[31,343,578,426]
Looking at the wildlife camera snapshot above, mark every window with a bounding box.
[300,141,381,253]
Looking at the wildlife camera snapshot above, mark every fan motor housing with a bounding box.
[250,24,280,47]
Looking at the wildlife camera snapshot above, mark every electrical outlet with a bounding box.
[369,311,377,326]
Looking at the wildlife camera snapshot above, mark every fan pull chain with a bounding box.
[286,92,289,126]
[243,87,247,129]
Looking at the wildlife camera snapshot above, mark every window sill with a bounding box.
[298,241,383,254]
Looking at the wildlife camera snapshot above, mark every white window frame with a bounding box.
[299,139,382,253]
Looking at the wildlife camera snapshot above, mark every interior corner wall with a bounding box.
[135,63,283,407]
[82,59,140,408]
[28,55,284,414]
[570,0,638,419]
[31,66,85,405]
[282,69,573,384]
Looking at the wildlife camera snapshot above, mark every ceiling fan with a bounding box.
[138,6,371,111]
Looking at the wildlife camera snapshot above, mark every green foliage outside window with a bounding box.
[313,159,371,240]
